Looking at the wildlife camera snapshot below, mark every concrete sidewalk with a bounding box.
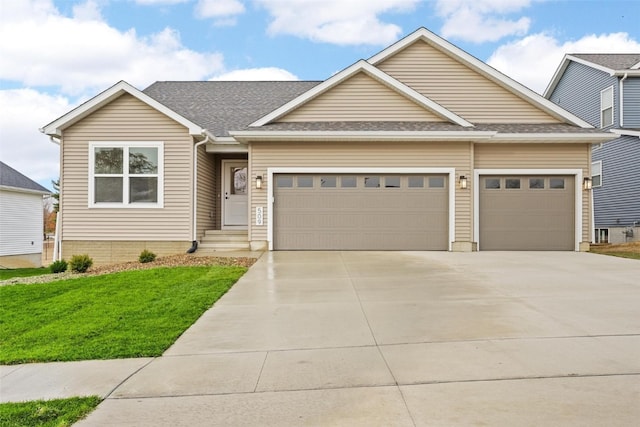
[2,251,639,426]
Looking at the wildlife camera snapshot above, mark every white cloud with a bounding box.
[436,0,533,43]
[210,67,298,80]
[0,89,71,188]
[133,0,189,4]
[488,32,640,94]
[72,0,103,21]
[195,0,245,18]
[255,0,419,46]
[0,0,224,96]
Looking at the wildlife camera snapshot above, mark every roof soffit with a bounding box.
[369,28,593,128]
[40,81,205,137]
[250,60,473,128]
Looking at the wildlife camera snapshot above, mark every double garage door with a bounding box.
[272,173,575,251]
[274,174,449,250]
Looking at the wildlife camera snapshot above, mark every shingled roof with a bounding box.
[0,161,50,194]
[143,81,321,137]
[571,53,640,71]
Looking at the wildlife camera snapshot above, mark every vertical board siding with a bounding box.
[251,141,473,243]
[0,190,43,256]
[196,147,216,239]
[474,143,591,241]
[61,94,193,241]
[377,41,560,124]
[280,72,443,122]
[592,135,640,227]
[623,77,640,127]
[548,61,619,128]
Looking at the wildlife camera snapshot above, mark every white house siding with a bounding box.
[250,140,473,245]
[61,94,193,242]
[0,189,44,267]
[280,72,443,122]
[474,143,591,242]
[376,41,561,124]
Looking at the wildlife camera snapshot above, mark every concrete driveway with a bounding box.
[74,251,639,425]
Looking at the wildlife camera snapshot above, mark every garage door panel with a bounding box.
[274,174,448,250]
[480,175,574,251]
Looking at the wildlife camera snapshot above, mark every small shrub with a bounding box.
[139,249,157,263]
[50,259,68,274]
[69,254,93,273]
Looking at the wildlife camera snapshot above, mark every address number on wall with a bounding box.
[256,206,264,226]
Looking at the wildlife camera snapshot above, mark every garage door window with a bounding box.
[429,176,445,188]
[340,176,357,188]
[320,176,336,188]
[364,176,380,188]
[277,176,293,187]
[506,178,521,189]
[529,178,545,189]
[408,176,424,188]
[485,178,500,189]
[384,176,401,188]
[550,178,565,189]
[297,176,313,187]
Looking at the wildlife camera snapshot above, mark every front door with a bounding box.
[222,160,248,228]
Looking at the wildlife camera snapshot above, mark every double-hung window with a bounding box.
[90,142,163,207]
[591,160,602,188]
[600,86,614,128]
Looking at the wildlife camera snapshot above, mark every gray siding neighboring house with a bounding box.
[546,54,640,244]
[0,161,51,268]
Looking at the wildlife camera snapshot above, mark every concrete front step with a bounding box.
[198,242,252,251]
[199,230,250,251]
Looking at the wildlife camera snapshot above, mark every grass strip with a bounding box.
[0,396,101,427]
[0,266,246,364]
[0,268,50,280]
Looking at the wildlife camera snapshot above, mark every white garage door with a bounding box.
[274,174,449,250]
[479,175,575,250]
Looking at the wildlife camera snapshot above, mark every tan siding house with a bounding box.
[42,28,613,265]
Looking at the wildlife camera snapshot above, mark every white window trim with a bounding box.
[600,85,614,128]
[88,141,164,208]
[267,167,456,251]
[591,160,602,188]
[474,169,583,252]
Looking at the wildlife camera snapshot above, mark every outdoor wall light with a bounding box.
[256,175,263,189]
[583,177,592,190]
[459,175,468,190]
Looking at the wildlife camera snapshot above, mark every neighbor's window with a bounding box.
[591,161,602,187]
[595,228,609,244]
[90,142,163,207]
[600,86,614,128]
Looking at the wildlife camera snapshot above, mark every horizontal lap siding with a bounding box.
[474,143,591,242]
[196,147,216,239]
[61,94,193,241]
[623,78,640,127]
[280,72,442,122]
[377,41,560,124]
[251,141,472,243]
[0,190,43,256]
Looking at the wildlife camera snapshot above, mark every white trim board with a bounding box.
[267,167,456,251]
[473,169,584,251]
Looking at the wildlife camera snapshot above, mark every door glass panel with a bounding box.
[340,176,357,188]
[230,167,247,195]
[297,176,313,188]
[364,176,380,188]
[408,176,424,188]
[550,178,565,189]
[276,175,293,188]
[384,176,400,188]
[505,178,521,189]
[320,176,336,188]
[485,178,500,189]
[429,176,445,188]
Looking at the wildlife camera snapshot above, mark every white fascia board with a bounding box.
[250,60,472,127]
[612,70,640,76]
[631,61,640,70]
[543,54,572,98]
[40,81,204,137]
[487,133,617,143]
[369,29,593,128]
[610,128,640,138]
[0,185,51,195]
[230,130,496,142]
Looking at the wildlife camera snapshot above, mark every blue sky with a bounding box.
[1,0,639,190]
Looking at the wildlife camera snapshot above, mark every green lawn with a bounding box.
[0,267,50,280]
[0,266,246,364]
[0,396,100,427]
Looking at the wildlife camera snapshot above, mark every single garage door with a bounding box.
[479,175,574,250]
[274,174,448,250]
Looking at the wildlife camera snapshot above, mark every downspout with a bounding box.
[187,131,210,253]
[48,135,62,261]
[619,73,628,127]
